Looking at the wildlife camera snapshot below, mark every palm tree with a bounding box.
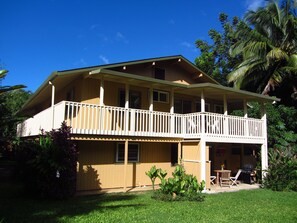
[0,70,25,94]
[228,0,297,105]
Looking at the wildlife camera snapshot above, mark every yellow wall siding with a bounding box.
[76,141,175,191]
[80,79,100,104]
[165,65,196,85]
[182,142,210,188]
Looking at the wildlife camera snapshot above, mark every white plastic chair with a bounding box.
[230,169,242,186]
[210,176,216,185]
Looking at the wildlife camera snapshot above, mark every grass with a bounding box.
[0,181,297,223]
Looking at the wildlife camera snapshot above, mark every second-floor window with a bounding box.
[119,90,141,109]
[153,90,169,103]
[154,68,165,80]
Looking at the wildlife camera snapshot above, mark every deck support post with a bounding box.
[261,103,268,179]
[123,139,129,192]
[200,90,206,185]
[178,142,182,164]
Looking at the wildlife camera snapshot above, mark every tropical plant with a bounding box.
[195,13,243,85]
[155,165,205,201]
[145,165,160,190]
[0,70,28,157]
[262,147,297,191]
[228,0,297,106]
[16,122,78,199]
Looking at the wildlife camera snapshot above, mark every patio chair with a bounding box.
[220,172,230,187]
[210,176,216,185]
[230,169,242,186]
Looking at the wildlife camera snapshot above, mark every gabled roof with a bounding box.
[58,55,219,85]
[18,55,279,115]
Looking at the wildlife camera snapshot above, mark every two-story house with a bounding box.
[17,55,276,192]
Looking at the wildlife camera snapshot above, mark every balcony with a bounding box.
[17,101,265,144]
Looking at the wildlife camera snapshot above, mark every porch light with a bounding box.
[199,73,203,77]
[178,58,181,62]
[123,66,126,70]
[152,62,155,65]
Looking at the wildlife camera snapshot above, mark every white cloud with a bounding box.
[90,24,100,30]
[99,55,109,64]
[115,32,129,44]
[74,58,87,67]
[181,41,193,48]
[181,41,198,53]
[245,0,265,11]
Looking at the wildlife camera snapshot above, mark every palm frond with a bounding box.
[266,48,289,63]
[0,69,8,79]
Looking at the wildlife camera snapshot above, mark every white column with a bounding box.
[149,87,153,133]
[49,81,55,129]
[261,103,268,179]
[170,88,174,114]
[123,140,129,192]
[149,87,153,112]
[244,99,248,136]
[125,84,129,109]
[99,78,104,106]
[170,88,174,134]
[125,84,129,133]
[243,99,248,118]
[223,94,228,135]
[223,94,228,115]
[200,90,206,186]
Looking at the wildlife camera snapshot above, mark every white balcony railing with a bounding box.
[17,101,265,143]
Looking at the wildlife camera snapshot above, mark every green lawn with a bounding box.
[1,181,297,223]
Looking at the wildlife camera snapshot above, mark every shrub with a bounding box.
[149,165,205,202]
[262,147,297,191]
[16,122,77,199]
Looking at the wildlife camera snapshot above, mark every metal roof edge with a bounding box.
[188,83,280,101]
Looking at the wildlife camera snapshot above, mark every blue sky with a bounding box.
[1,0,265,92]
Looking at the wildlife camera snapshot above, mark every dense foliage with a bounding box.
[17,122,77,199]
[0,70,29,158]
[149,165,205,202]
[0,89,31,157]
[263,148,297,191]
[232,103,297,150]
[195,13,242,85]
[228,0,297,107]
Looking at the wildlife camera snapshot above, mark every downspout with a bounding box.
[49,81,55,129]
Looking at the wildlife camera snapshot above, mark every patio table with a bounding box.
[214,169,231,186]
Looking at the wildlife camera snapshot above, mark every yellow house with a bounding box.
[17,55,276,192]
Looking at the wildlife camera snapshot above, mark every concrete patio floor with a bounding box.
[77,183,260,196]
[206,183,260,194]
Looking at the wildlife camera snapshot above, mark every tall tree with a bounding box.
[195,13,243,85]
[0,70,28,157]
[228,0,297,106]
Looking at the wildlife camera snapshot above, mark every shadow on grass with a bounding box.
[0,180,145,223]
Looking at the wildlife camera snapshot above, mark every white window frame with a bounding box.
[116,143,140,163]
[153,90,169,103]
